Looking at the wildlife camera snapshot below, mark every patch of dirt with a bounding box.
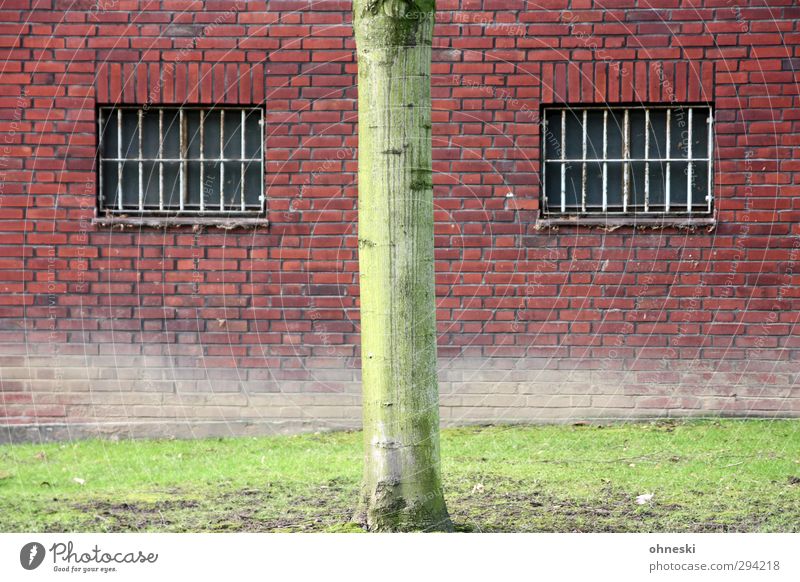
[69,475,789,533]
[75,479,361,532]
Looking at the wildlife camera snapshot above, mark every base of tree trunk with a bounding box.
[352,485,453,532]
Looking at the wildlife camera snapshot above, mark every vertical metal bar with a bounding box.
[581,109,587,212]
[137,109,143,211]
[665,108,671,213]
[542,115,547,212]
[220,109,225,211]
[199,110,205,212]
[241,109,246,211]
[116,109,122,211]
[179,108,185,212]
[560,109,566,213]
[686,107,693,212]
[623,109,629,213]
[158,110,164,211]
[706,107,713,214]
[602,109,607,212]
[644,108,650,212]
[260,109,265,212]
[98,109,104,207]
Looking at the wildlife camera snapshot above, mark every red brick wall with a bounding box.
[1,0,799,440]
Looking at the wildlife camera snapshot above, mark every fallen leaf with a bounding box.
[72,477,86,486]
[34,451,47,461]
[472,483,484,494]
[635,493,654,505]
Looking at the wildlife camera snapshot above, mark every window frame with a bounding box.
[95,104,266,227]
[537,103,715,227]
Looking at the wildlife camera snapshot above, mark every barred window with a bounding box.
[542,105,713,219]
[98,106,264,217]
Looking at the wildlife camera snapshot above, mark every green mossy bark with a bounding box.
[352,0,452,532]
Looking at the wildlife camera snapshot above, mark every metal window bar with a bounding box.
[179,108,185,212]
[686,107,693,212]
[706,110,713,214]
[602,109,607,212]
[138,109,143,212]
[644,108,650,213]
[98,109,103,207]
[541,115,548,213]
[581,109,587,212]
[241,109,246,212]
[622,109,629,213]
[220,109,225,212]
[560,109,566,213]
[116,109,122,211]
[99,107,264,215]
[159,110,164,210]
[199,110,205,212]
[665,108,671,213]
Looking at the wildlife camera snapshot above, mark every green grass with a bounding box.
[1,420,799,532]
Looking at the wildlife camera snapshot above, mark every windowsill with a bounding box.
[535,215,716,229]
[92,215,269,229]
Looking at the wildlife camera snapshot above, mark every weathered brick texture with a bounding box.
[1,0,799,440]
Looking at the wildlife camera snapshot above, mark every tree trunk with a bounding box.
[352,0,452,532]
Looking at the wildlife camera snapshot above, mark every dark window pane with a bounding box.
[203,110,221,159]
[141,109,160,158]
[648,110,668,159]
[223,110,242,159]
[563,162,581,209]
[564,110,582,159]
[670,161,689,209]
[186,161,202,208]
[629,161,646,209]
[585,110,605,160]
[101,161,119,209]
[100,110,119,158]
[120,110,139,159]
[244,111,262,159]
[142,161,160,208]
[203,161,222,209]
[543,109,562,160]
[606,162,623,210]
[691,161,709,210]
[244,162,262,207]
[223,161,242,209]
[162,110,181,158]
[691,108,709,159]
[185,110,202,159]
[544,161,563,211]
[670,107,690,159]
[120,161,138,209]
[648,161,667,209]
[162,162,181,209]
[629,110,646,160]
[607,110,624,159]
[585,161,603,208]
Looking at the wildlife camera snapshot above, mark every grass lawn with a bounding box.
[1,420,799,532]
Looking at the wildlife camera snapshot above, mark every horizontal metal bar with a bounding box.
[544,157,711,163]
[546,209,710,215]
[100,158,261,163]
[101,208,262,215]
[99,106,259,112]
